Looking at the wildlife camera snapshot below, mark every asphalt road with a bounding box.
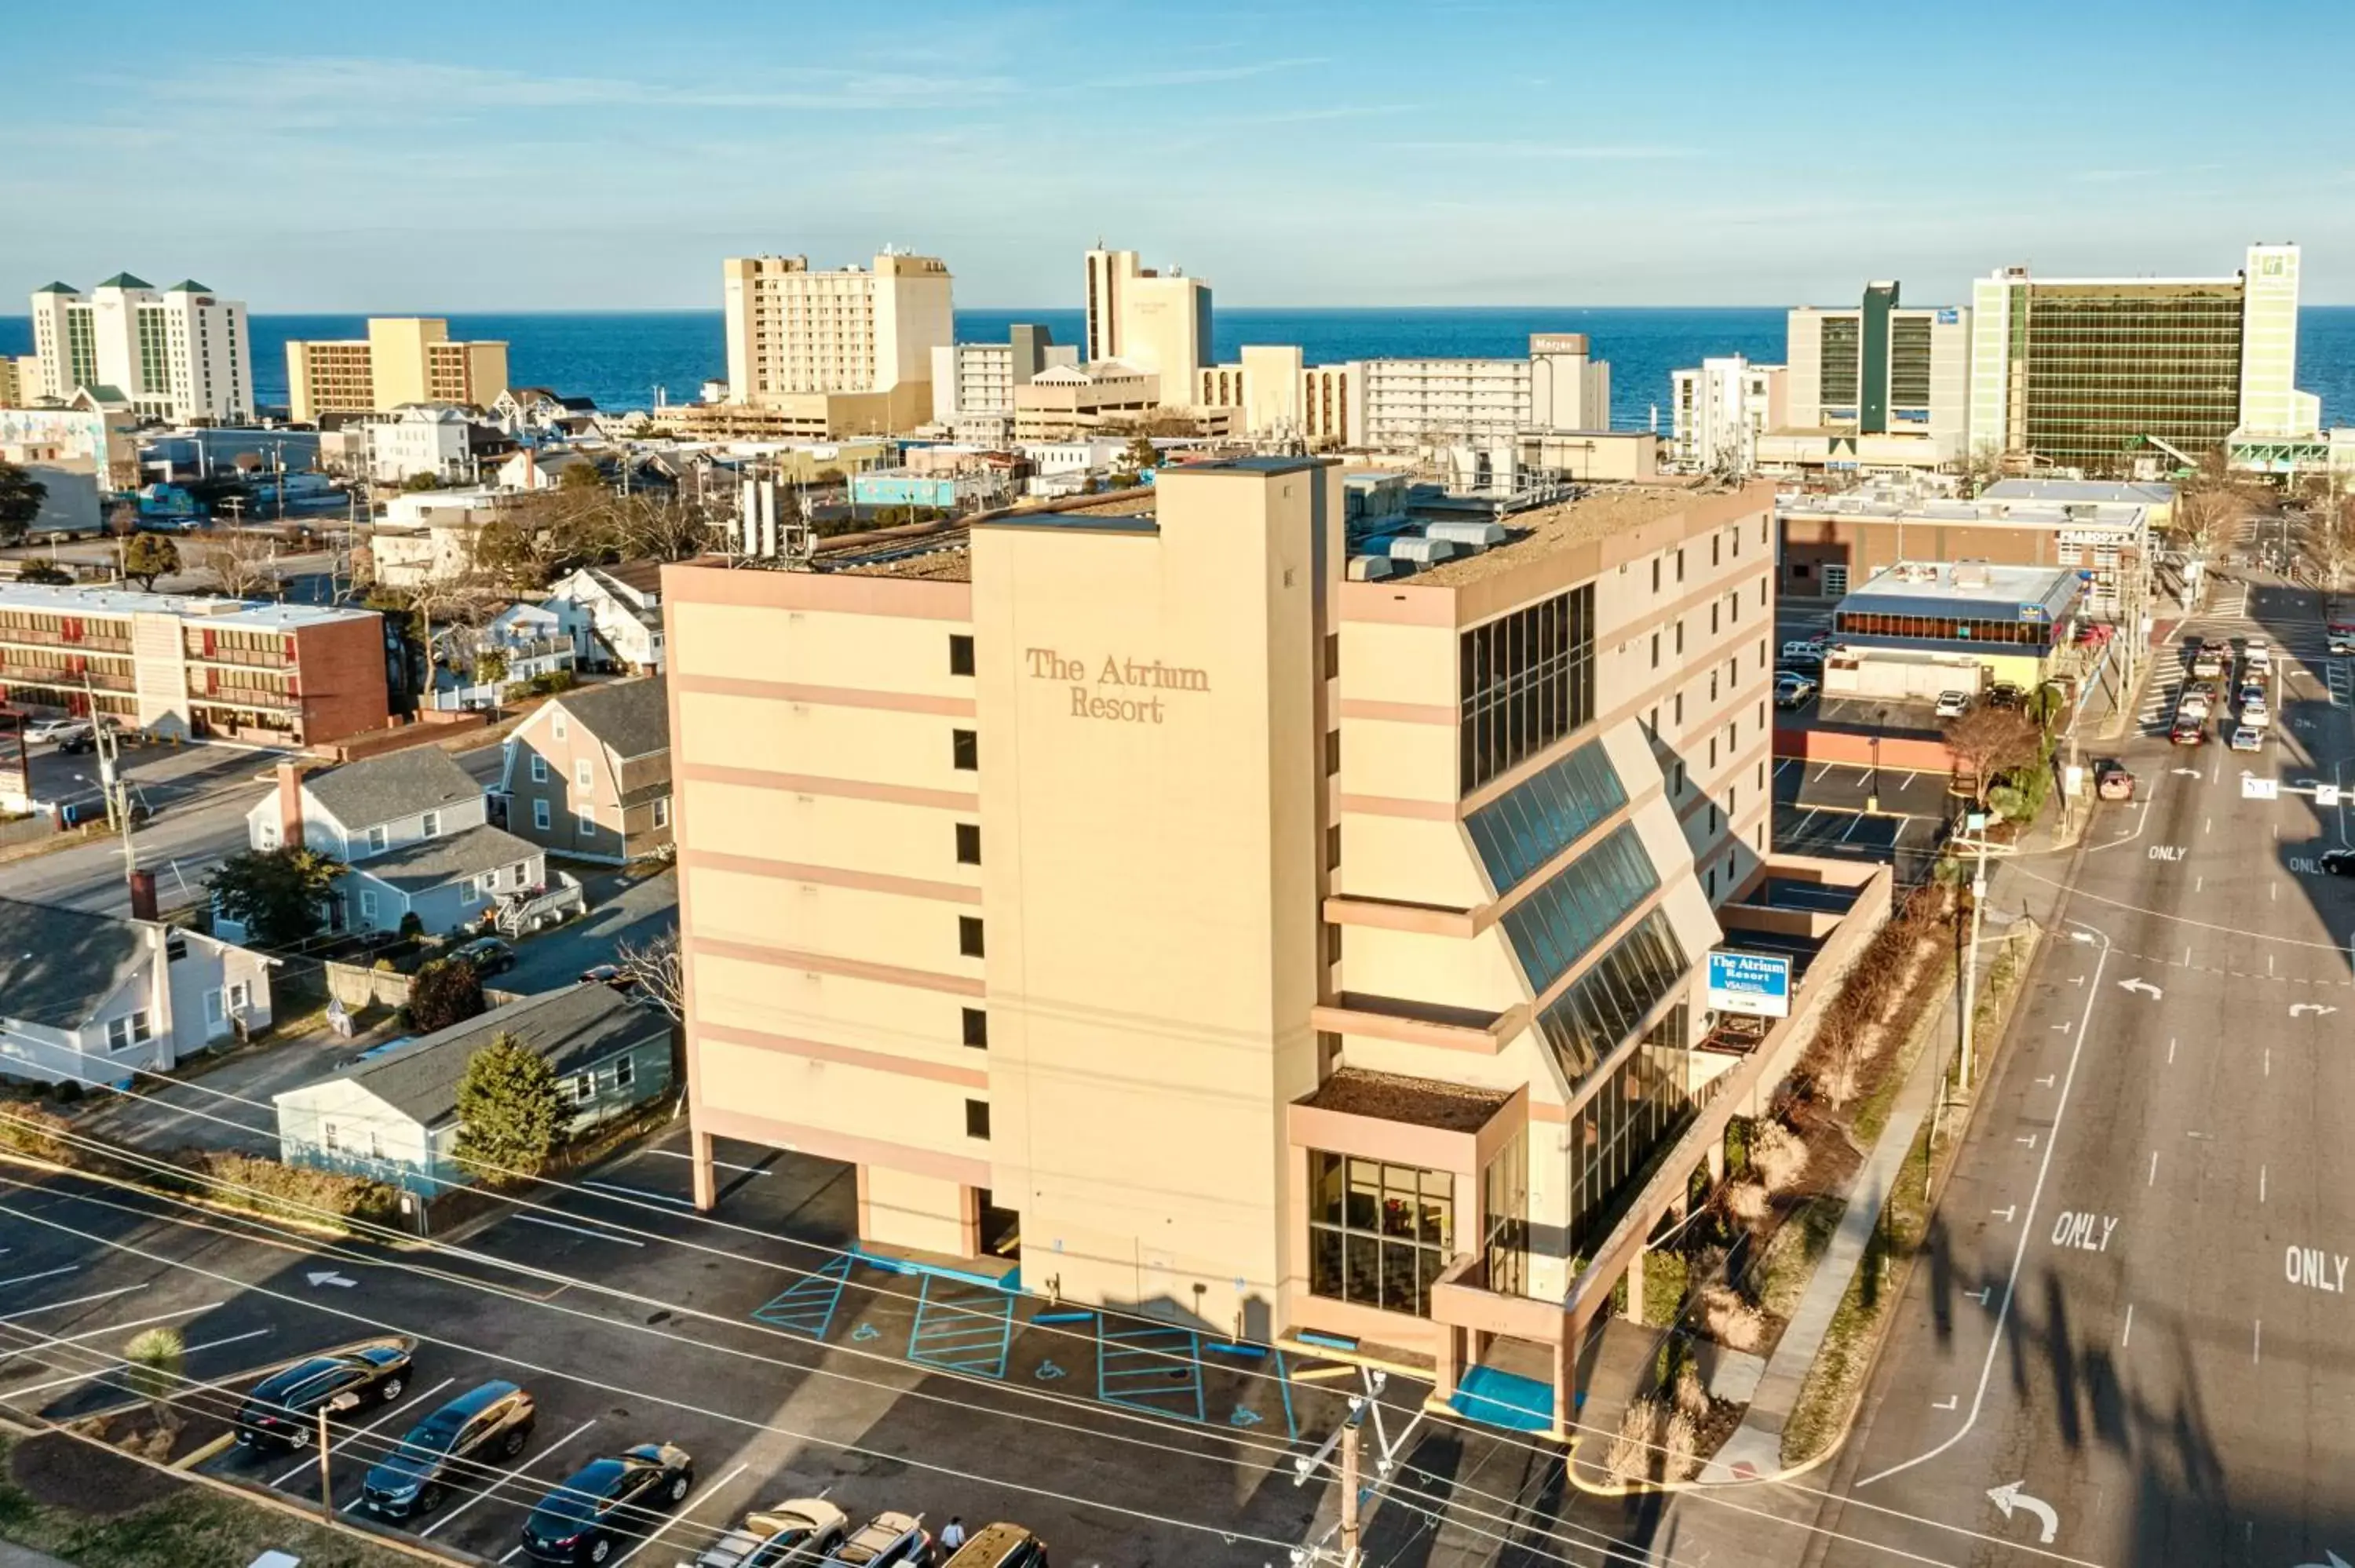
[1785,573,2355,1566]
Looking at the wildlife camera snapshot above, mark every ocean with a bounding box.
[7,306,2355,432]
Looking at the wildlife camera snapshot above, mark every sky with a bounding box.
[8,0,2355,312]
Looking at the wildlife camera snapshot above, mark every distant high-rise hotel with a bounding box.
[284,319,510,423]
[1967,242,2312,471]
[1083,246,1212,408]
[714,250,954,439]
[27,275,253,423]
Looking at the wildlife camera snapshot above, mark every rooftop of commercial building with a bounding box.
[1401,482,1718,587]
[0,582,375,629]
[1839,560,2083,614]
[1979,479,2176,507]
[1780,488,2150,527]
[822,490,1163,582]
[1298,1066,1513,1134]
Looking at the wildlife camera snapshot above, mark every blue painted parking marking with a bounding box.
[750,1253,852,1340]
[1097,1321,1206,1423]
[907,1273,1014,1379]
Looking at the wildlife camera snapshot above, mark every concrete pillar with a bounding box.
[1434,1324,1458,1402]
[1707,1139,1727,1184]
[1623,1248,1645,1325]
[688,1127,715,1212]
[1550,1332,1572,1442]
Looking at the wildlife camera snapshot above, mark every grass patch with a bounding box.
[1753,1194,1843,1322]
[1642,1248,1690,1327]
[0,1434,420,1568]
[1851,952,1954,1148]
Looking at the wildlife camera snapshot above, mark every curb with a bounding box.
[171,1431,236,1470]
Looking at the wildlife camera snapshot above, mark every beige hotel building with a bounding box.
[663,461,1878,1417]
[285,318,510,424]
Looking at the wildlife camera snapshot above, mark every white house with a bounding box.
[429,603,579,712]
[545,561,665,673]
[231,750,546,939]
[364,403,487,486]
[491,387,597,439]
[0,895,274,1087]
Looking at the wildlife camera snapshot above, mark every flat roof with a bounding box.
[1403,482,1719,588]
[0,582,374,629]
[1839,561,2082,616]
[1298,1066,1512,1133]
[823,490,1163,582]
[1980,478,2176,507]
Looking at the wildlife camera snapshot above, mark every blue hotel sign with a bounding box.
[1707,950,1793,1019]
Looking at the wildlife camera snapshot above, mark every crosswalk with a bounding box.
[2137,625,2346,734]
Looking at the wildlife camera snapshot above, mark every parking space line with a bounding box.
[513,1214,646,1248]
[1840,815,1868,843]
[611,1460,751,1567]
[647,1149,771,1178]
[2,1317,254,1399]
[0,1266,79,1290]
[418,1415,599,1539]
[580,1180,696,1209]
[0,1301,217,1371]
[0,1285,144,1322]
[272,1375,457,1487]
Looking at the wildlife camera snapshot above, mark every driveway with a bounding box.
[71,1015,402,1153]
[502,864,677,996]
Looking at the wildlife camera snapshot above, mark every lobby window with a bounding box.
[949,633,975,676]
[965,1099,991,1140]
[1481,1132,1528,1297]
[951,728,978,771]
[958,916,985,958]
[955,822,981,865]
[1307,1151,1454,1318]
[961,1008,988,1048]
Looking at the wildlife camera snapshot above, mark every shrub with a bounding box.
[397,912,425,940]
[1752,1122,1808,1194]
[1722,1179,1770,1228]
[1671,1363,1712,1421]
[49,1078,82,1105]
[0,1103,75,1163]
[1607,1397,1663,1482]
[407,957,486,1034]
[1660,1406,1703,1482]
[188,1150,401,1228]
[1699,1283,1768,1352]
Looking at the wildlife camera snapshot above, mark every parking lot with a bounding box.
[0,1131,1363,1567]
[1770,756,1954,878]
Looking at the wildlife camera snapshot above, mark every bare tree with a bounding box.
[2304,488,2355,603]
[616,928,685,1022]
[200,531,278,599]
[1944,705,2043,808]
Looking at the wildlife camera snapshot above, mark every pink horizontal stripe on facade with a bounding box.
[677,673,977,717]
[697,1019,990,1089]
[678,762,979,814]
[1337,698,1455,727]
[689,933,988,997]
[681,848,982,905]
[692,1101,992,1187]
[1337,793,1457,822]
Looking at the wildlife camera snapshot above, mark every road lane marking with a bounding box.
[2255,1319,2262,1363]
[0,1267,78,1290]
[0,1301,217,1372]
[512,1214,646,1247]
[2168,1037,2177,1064]
[648,1150,771,1177]
[2121,1304,2134,1347]
[2050,1212,2119,1253]
[2148,1151,2157,1187]
[2262,1165,2269,1204]
[2285,1246,2350,1294]
[1857,922,2112,1490]
[418,1415,599,1538]
[2,1319,256,1399]
[0,1285,144,1321]
[271,1376,456,1487]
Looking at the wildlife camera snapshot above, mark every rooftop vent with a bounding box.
[1424,520,1508,549]
[1348,555,1411,582]
[1389,537,1462,565]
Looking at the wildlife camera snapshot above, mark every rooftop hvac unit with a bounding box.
[1424,520,1508,549]
[1389,536,1461,564]
[1950,560,1992,589]
[1348,555,1410,582]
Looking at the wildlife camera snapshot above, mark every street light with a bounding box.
[316,1389,363,1520]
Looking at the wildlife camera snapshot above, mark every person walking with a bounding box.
[940,1517,968,1553]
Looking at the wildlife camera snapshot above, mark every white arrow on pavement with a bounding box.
[2118,978,2163,1000]
[2291,1553,2350,1568]
[2171,767,2203,777]
[1988,1481,2059,1543]
[306,1271,357,1289]
[2291,1004,2340,1019]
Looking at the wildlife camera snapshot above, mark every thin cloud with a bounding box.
[1381,140,1698,160]
[1096,55,1327,88]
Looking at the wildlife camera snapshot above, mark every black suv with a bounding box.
[362,1380,535,1519]
[520,1442,696,1563]
[236,1336,416,1451]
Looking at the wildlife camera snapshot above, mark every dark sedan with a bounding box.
[2322,848,2355,877]
[235,1336,416,1451]
[520,1442,696,1563]
[362,1380,536,1519]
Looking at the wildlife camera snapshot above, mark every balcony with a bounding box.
[0,662,133,693]
[185,643,292,669]
[191,683,298,713]
[0,625,134,655]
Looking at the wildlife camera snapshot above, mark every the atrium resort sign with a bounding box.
[1026,647,1210,724]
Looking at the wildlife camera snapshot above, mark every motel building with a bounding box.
[662,459,1885,1429]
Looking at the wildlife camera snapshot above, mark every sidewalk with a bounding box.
[0,1544,75,1568]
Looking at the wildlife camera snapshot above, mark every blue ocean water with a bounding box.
[6,306,2355,431]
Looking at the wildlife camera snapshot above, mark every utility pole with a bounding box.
[316,1390,360,1520]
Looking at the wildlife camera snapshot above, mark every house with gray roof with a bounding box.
[271,983,674,1193]
[495,677,670,864]
[0,896,273,1087]
[226,750,551,940]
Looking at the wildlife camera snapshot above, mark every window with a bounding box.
[1307,1152,1455,1318]
[1710,603,1719,635]
[1649,632,1659,669]
[368,1129,384,1160]
[553,716,568,742]
[955,822,981,865]
[948,633,976,676]
[1674,620,1685,655]
[323,1121,340,1153]
[366,825,388,853]
[577,808,597,838]
[1482,1133,1529,1298]
[1672,760,1687,796]
[228,981,250,1010]
[359,889,379,921]
[533,799,551,831]
[1325,822,1341,870]
[652,797,670,830]
[1712,535,1722,567]
[611,1056,635,1090]
[1651,557,1662,593]
[104,1010,152,1052]
[1496,823,1659,993]
[1457,585,1595,794]
[1324,633,1340,680]
[1674,692,1685,724]
[951,729,978,771]
[259,822,279,848]
[564,1071,593,1103]
[1676,549,1685,583]
[1759,578,1769,607]
[421,811,440,838]
[1324,730,1341,776]
[575,758,593,790]
[965,1099,991,1140]
[958,916,985,957]
[1821,564,1849,597]
[962,1008,988,1048]
[531,755,548,783]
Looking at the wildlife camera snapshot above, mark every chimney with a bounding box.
[128,869,157,922]
[276,761,305,847]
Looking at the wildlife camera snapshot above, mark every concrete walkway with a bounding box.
[1697,1026,1944,1483]
[0,1543,78,1568]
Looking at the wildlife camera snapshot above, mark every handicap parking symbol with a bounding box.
[852,1323,882,1341]
[1229,1406,1262,1428]
[1035,1359,1066,1380]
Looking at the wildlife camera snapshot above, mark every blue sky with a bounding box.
[8,0,2353,311]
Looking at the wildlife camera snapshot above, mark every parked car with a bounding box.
[693,1500,851,1568]
[2242,694,2271,728]
[451,936,517,979]
[2328,625,2355,658]
[236,1337,416,1450]
[362,1380,536,1519]
[2094,761,2135,801]
[941,1524,1050,1568]
[2229,725,2265,752]
[2320,848,2355,876]
[824,1512,935,1568]
[579,963,636,991]
[1986,682,2026,709]
[2171,716,2206,746]
[21,717,91,746]
[520,1442,695,1564]
[1933,691,1970,720]
[1779,641,1825,667]
[1773,673,1816,709]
